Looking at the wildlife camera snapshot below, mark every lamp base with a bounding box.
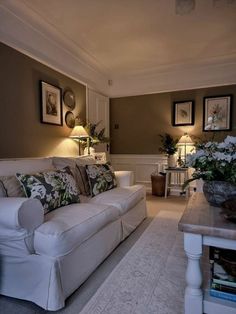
[84,146,95,155]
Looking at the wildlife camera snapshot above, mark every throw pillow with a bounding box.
[0,180,7,197]
[52,157,77,178]
[16,167,80,214]
[85,164,117,197]
[0,176,25,197]
[75,164,91,196]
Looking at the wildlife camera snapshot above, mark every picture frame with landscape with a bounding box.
[172,100,194,126]
[40,81,63,126]
[203,95,232,131]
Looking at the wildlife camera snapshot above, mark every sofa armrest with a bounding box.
[0,197,44,232]
[115,171,134,187]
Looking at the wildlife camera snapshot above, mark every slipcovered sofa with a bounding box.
[0,156,147,310]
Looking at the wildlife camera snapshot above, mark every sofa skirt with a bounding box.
[0,219,122,310]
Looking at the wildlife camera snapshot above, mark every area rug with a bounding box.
[80,210,186,314]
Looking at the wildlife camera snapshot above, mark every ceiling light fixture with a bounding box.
[176,0,196,15]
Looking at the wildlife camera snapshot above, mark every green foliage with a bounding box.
[159,133,179,156]
[82,121,109,147]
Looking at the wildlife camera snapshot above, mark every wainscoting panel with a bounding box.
[111,154,195,194]
[110,154,167,191]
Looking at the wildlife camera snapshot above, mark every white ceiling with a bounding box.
[23,0,236,77]
[1,0,236,96]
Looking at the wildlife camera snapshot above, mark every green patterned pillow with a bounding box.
[85,164,117,197]
[16,167,80,214]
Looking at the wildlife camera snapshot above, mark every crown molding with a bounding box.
[0,0,109,94]
[109,59,236,97]
[1,0,236,98]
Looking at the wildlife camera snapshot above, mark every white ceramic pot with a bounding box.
[167,155,176,168]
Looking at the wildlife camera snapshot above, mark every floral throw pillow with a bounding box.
[16,167,80,214]
[85,164,117,197]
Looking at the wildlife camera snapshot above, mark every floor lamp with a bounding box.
[70,125,89,155]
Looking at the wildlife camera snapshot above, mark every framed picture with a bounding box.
[172,101,194,126]
[40,81,63,126]
[203,95,232,131]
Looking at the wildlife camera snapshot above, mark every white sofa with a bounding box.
[0,156,147,310]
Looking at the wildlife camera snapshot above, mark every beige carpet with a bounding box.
[79,198,187,314]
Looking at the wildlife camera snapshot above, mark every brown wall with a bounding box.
[0,43,86,158]
[110,85,236,154]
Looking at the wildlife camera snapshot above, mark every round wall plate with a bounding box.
[65,111,75,128]
[63,89,76,110]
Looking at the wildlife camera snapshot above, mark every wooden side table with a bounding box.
[164,167,189,198]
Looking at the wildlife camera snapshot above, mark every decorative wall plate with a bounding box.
[65,111,75,128]
[63,89,76,110]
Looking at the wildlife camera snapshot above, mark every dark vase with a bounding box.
[203,181,236,207]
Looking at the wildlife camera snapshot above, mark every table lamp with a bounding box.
[70,125,89,155]
[177,133,194,166]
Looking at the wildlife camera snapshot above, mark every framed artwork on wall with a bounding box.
[203,95,232,131]
[172,100,194,126]
[40,81,63,126]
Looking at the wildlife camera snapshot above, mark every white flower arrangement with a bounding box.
[184,136,236,187]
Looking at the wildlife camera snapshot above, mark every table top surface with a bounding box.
[178,193,236,240]
[165,167,189,172]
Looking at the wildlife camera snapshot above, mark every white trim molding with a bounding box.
[109,60,236,98]
[1,0,236,98]
[0,0,109,94]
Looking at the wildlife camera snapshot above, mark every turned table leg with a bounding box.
[165,172,170,198]
[184,233,203,314]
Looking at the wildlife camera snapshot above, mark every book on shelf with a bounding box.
[209,246,236,300]
[210,246,236,282]
[213,277,236,289]
[210,288,236,302]
[211,281,236,294]
[212,260,236,283]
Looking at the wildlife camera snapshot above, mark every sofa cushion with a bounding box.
[86,164,117,197]
[0,158,53,176]
[0,176,25,197]
[34,203,120,257]
[74,155,95,166]
[89,185,146,215]
[16,167,80,214]
[52,157,76,177]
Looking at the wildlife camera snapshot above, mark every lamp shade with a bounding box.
[178,133,193,145]
[70,125,88,139]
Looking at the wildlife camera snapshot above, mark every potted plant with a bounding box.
[159,133,179,168]
[82,121,109,154]
[184,135,236,206]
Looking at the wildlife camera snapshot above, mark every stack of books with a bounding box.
[210,247,236,302]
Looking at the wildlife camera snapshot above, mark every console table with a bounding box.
[178,193,236,314]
